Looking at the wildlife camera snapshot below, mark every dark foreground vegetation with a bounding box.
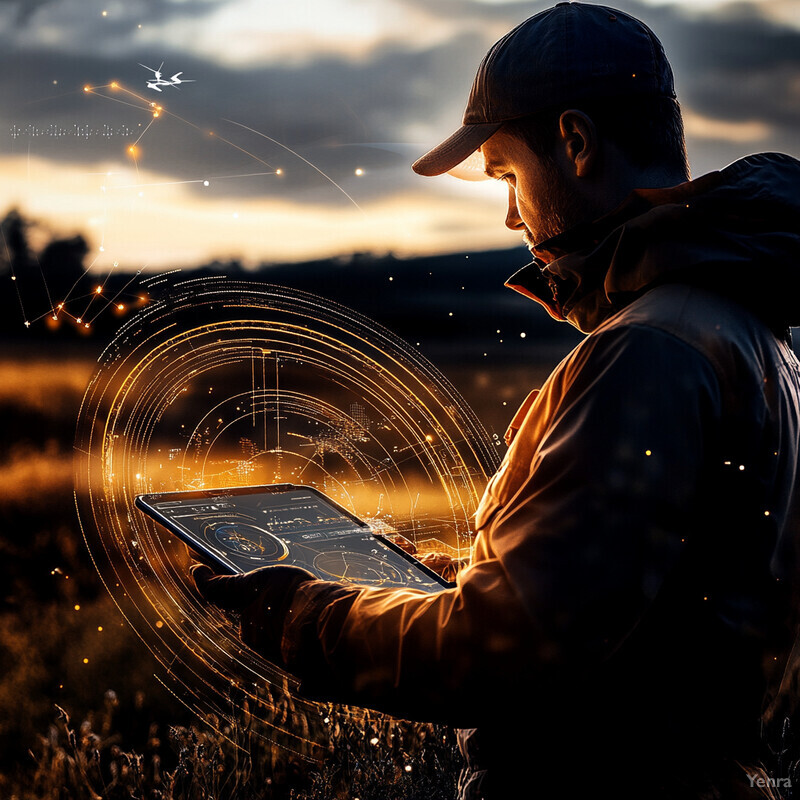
[29,694,460,800]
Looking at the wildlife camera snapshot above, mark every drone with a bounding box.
[139,62,195,92]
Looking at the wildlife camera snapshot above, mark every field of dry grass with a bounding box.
[0,341,559,799]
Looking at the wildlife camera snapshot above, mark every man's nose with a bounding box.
[505,185,525,231]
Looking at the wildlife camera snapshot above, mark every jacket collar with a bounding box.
[505,153,800,335]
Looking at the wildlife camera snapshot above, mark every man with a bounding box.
[193,3,800,797]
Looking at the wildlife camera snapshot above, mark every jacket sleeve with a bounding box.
[279,324,722,725]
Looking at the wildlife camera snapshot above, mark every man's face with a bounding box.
[480,127,594,263]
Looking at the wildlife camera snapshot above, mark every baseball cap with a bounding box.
[412,2,676,178]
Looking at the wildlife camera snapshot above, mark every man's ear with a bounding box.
[557,110,598,179]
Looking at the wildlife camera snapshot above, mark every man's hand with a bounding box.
[191,564,316,664]
[418,552,466,582]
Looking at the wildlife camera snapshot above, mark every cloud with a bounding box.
[682,109,772,143]
[0,30,489,203]
[3,0,228,29]
[1,0,799,262]
[4,0,798,169]
[0,0,53,24]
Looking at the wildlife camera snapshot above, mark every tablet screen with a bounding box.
[137,485,449,592]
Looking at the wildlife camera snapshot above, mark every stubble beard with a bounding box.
[526,157,597,259]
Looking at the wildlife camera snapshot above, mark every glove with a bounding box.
[191,563,316,664]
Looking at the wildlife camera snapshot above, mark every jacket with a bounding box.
[279,152,800,798]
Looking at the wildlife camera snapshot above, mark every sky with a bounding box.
[1,0,799,270]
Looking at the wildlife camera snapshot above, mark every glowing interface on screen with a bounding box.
[145,488,446,591]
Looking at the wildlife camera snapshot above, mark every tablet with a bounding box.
[135,483,452,593]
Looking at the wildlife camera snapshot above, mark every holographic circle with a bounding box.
[312,551,405,586]
[74,277,499,755]
[204,521,289,561]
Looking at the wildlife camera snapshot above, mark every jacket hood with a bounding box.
[506,152,800,336]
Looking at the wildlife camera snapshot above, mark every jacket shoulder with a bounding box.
[597,284,798,379]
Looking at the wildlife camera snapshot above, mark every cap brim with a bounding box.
[411,122,502,177]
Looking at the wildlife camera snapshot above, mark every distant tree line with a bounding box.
[0,208,580,359]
